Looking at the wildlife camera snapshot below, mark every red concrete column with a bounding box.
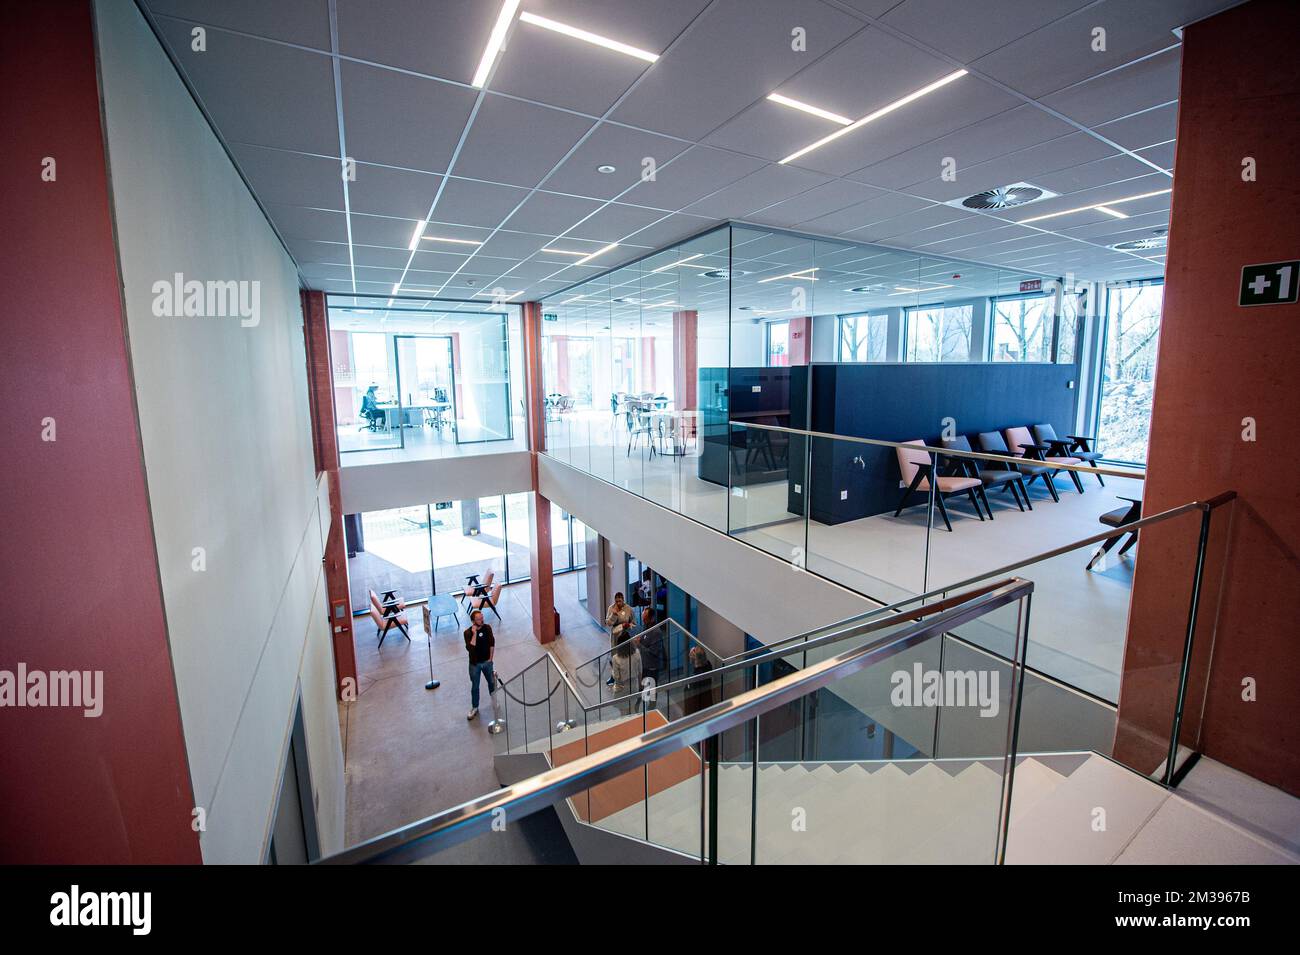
[302,290,359,697]
[673,310,698,435]
[0,0,200,863]
[523,302,556,643]
[788,316,812,365]
[1114,0,1300,794]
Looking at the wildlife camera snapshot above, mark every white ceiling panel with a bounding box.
[880,0,1095,63]
[429,178,531,228]
[746,179,890,227]
[1040,49,1181,127]
[349,212,429,249]
[487,24,650,116]
[336,0,500,85]
[263,203,349,244]
[455,96,595,190]
[150,0,332,49]
[682,164,833,219]
[340,62,477,174]
[1033,153,1161,195]
[347,164,442,218]
[506,191,605,235]
[545,123,690,201]
[230,144,346,209]
[621,146,767,210]
[610,0,865,139]
[155,18,339,155]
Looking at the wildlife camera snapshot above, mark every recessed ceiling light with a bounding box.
[542,247,589,256]
[597,164,617,174]
[758,268,818,284]
[649,252,704,273]
[703,269,746,279]
[1110,235,1169,252]
[1018,188,1172,225]
[408,222,426,251]
[391,282,401,295]
[779,70,968,164]
[575,242,619,266]
[423,236,483,246]
[518,12,659,63]
[471,0,522,89]
[766,93,853,126]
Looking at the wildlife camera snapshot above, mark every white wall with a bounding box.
[539,456,877,644]
[94,0,344,862]
[339,451,533,514]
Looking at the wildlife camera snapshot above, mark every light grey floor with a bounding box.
[546,410,1145,702]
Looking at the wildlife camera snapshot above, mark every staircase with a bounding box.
[519,746,1186,864]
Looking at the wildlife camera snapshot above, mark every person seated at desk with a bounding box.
[360,385,384,430]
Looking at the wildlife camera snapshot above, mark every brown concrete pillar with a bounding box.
[523,301,557,644]
[1113,0,1300,794]
[301,289,359,697]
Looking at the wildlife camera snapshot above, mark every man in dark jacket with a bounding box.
[463,610,496,721]
[635,607,665,691]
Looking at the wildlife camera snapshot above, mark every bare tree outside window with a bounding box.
[838,313,887,361]
[992,294,1053,362]
[905,305,972,361]
[1098,282,1164,463]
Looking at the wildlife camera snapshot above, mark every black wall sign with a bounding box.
[1239,260,1299,306]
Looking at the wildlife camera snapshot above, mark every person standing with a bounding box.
[636,606,665,691]
[463,610,496,721]
[604,591,634,686]
[610,638,643,716]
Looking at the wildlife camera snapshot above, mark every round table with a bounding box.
[426,594,460,632]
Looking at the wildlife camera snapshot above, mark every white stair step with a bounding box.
[1006,754,1168,864]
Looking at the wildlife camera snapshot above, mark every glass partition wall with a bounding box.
[328,296,525,461]
[538,223,1168,714]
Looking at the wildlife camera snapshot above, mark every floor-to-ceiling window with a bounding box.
[765,320,790,366]
[328,296,524,459]
[990,292,1053,362]
[903,304,973,361]
[836,312,887,361]
[1096,279,1164,464]
[346,494,536,613]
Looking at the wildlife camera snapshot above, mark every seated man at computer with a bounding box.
[360,384,384,430]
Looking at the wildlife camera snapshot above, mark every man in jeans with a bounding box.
[463,610,496,721]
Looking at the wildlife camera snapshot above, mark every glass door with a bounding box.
[1096,280,1164,464]
[342,332,403,453]
[395,334,456,450]
[454,312,513,444]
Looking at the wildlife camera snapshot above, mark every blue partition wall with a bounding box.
[791,362,1079,525]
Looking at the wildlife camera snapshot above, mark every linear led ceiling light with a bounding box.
[649,253,705,273]
[779,70,968,165]
[1017,188,1172,225]
[408,222,426,250]
[758,268,818,284]
[766,93,853,125]
[542,247,588,256]
[423,236,483,246]
[519,12,659,62]
[471,0,522,88]
[575,242,619,266]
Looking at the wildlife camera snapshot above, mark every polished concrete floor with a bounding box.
[341,571,609,849]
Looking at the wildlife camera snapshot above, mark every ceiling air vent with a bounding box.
[946,182,1058,211]
[1110,236,1168,252]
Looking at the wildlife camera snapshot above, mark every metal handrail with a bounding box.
[732,419,1146,480]
[321,577,1035,865]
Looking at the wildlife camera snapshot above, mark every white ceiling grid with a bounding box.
[139,0,1245,305]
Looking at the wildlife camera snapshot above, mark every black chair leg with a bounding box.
[1044,475,1060,502]
[1118,532,1138,556]
[976,485,994,519]
[1006,481,1024,512]
[894,472,925,517]
[1017,478,1033,510]
[934,492,953,532]
[1092,463,1106,487]
[1067,468,1085,494]
[1086,534,1121,570]
[967,488,985,520]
